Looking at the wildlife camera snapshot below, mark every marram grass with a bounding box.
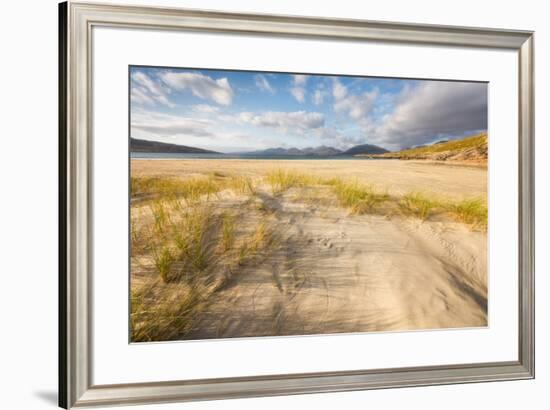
[130,170,488,341]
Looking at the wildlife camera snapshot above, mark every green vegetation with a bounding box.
[150,200,170,234]
[130,174,277,340]
[399,192,441,220]
[175,206,215,276]
[398,192,487,229]
[448,198,488,231]
[130,279,204,342]
[331,178,390,214]
[264,171,391,214]
[265,169,321,194]
[131,203,276,341]
[376,133,487,161]
[227,175,256,196]
[219,212,235,252]
[152,246,174,284]
[130,169,487,341]
[131,175,220,204]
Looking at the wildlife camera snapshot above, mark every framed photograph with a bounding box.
[59,1,534,408]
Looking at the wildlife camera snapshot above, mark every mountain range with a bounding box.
[241,145,341,156]
[130,138,388,157]
[240,144,388,156]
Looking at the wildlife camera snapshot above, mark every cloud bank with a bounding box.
[372,81,488,149]
[131,71,174,108]
[332,78,379,123]
[239,110,324,133]
[130,67,487,152]
[160,71,234,106]
[131,111,213,138]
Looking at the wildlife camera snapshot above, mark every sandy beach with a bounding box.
[132,158,487,200]
[130,159,487,341]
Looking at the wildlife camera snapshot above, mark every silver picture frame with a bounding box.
[59,1,535,408]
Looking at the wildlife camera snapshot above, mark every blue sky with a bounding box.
[130,66,487,152]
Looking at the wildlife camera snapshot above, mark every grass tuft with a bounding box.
[130,279,204,342]
[153,246,174,283]
[131,175,220,204]
[150,200,170,235]
[219,212,235,252]
[265,169,320,194]
[171,206,216,282]
[331,179,389,214]
[228,175,256,196]
[398,192,440,220]
[447,198,488,231]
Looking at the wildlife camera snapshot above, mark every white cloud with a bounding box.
[254,74,276,94]
[239,110,324,132]
[312,89,325,105]
[293,75,308,86]
[160,71,234,105]
[290,74,308,103]
[328,78,488,150]
[332,78,379,122]
[131,71,174,108]
[332,79,347,100]
[372,81,488,148]
[192,104,219,113]
[290,87,306,103]
[131,111,214,138]
[130,86,155,106]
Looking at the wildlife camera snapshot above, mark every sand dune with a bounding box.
[130,159,487,341]
[183,188,486,339]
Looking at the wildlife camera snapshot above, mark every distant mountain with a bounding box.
[341,144,388,156]
[130,138,219,154]
[240,144,389,157]
[241,146,342,156]
[302,146,343,156]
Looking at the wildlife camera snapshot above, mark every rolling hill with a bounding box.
[341,144,388,156]
[371,133,487,164]
[130,138,219,154]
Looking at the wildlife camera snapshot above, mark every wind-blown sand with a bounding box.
[131,159,487,339]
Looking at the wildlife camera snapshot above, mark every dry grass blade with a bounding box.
[331,178,389,214]
[265,169,321,194]
[398,192,441,220]
[447,198,488,231]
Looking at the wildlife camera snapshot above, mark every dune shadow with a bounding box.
[439,258,488,314]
